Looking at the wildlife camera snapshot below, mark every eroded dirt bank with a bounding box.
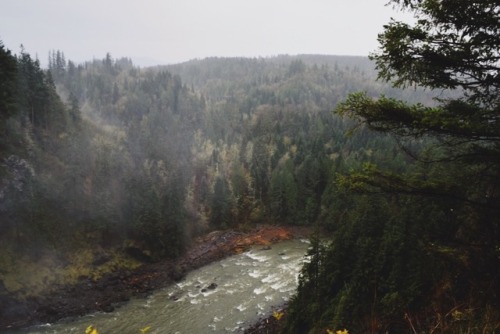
[0,225,310,331]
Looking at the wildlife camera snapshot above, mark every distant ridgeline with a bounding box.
[2,47,432,255]
[3,2,499,332]
[1,44,438,293]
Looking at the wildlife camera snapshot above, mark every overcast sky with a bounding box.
[0,0,414,67]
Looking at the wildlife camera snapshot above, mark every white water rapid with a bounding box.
[13,239,310,334]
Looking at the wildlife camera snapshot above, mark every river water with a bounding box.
[13,239,310,334]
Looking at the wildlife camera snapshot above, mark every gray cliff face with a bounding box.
[0,155,35,212]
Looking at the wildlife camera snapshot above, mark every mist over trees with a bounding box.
[2,8,497,328]
[1,44,426,273]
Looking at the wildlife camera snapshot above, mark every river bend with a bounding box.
[13,239,310,334]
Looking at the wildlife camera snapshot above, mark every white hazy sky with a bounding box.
[0,0,413,67]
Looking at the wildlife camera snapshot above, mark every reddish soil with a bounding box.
[0,225,310,331]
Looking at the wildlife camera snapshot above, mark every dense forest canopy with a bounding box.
[1,1,498,329]
[285,0,499,333]
[0,43,434,294]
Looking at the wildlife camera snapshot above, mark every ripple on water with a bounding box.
[261,273,280,283]
[271,281,288,291]
[235,260,249,266]
[15,239,310,334]
[236,304,247,312]
[188,291,199,298]
[276,265,290,273]
[249,269,263,278]
[253,286,267,295]
[201,289,217,297]
[245,251,271,262]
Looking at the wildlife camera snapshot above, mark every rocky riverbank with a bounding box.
[244,304,288,334]
[0,225,310,331]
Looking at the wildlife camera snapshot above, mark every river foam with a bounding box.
[14,239,309,334]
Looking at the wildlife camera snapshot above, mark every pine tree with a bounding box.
[0,41,18,122]
[287,1,500,332]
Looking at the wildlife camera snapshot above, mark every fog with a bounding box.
[0,0,414,67]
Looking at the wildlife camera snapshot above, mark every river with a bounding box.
[11,239,310,334]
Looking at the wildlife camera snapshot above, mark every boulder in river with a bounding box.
[201,283,217,292]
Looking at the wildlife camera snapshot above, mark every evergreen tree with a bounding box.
[0,41,18,122]
[210,176,231,228]
[269,161,298,224]
[336,0,500,246]
[286,0,499,332]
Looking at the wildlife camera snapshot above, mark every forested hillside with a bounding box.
[284,1,499,333]
[1,44,431,296]
[51,52,433,237]
[3,29,494,332]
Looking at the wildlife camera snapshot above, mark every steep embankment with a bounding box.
[0,225,310,331]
